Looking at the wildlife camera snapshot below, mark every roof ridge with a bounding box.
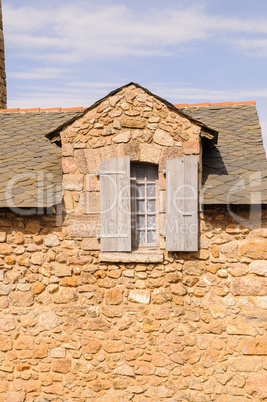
[0,107,86,113]
[174,101,256,108]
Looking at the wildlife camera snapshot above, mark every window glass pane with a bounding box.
[147,215,156,229]
[137,230,146,244]
[147,184,156,197]
[136,184,145,197]
[147,166,157,181]
[137,199,145,213]
[137,215,145,229]
[136,167,145,180]
[147,199,156,213]
[147,230,157,244]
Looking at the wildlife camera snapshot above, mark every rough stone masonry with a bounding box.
[0,84,266,401]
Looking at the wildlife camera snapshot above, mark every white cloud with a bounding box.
[3,2,267,63]
[234,39,267,57]
[8,67,67,80]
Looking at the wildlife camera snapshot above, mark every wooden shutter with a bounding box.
[166,156,198,251]
[100,156,131,252]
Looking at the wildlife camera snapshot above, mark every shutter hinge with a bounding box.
[96,171,126,176]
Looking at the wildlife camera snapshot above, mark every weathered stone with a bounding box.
[14,336,34,350]
[0,232,6,242]
[181,348,201,364]
[104,341,125,353]
[39,311,59,329]
[239,336,267,355]
[50,347,66,358]
[132,129,152,142]
[139,143,161,164]
[171,283,187,296]
[232,277,267,296]
[62,143,74,156]
[52,359,71,373]
[134,362,155,375]
[128,289,150,304]
[0,243,12,255]
[153,129,174,146]
[121,116,146,129]
[62,157,77,173]
[105,287,123,305]
[249,260,267,276]
[62,173,83,190]
[0,334,12,351]
[1,392,26,402]
[45,234,60,247]
[112,131,131,143]
[82,340,101,354]
[31,252,44,265]
[11,291,33,307]
[246,373,267,399]
[183,141,200,155]
[0,284,12,295]
[100,251,163,263]
[240,238,267,259]
[32,282,45,295]
[114,364,135,377]
[54,287,78,303]
[53,263,72,277]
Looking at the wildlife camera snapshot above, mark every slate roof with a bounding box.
[0,108,84,208]
[0,92,266,209]
[177,102,267,204]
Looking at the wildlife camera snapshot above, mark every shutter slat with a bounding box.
[166,156,198,251]
[100,156,131,252]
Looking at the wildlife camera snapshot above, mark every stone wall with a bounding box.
[0,206,266,401]
[0,85,266,400]
[0,0,6,109]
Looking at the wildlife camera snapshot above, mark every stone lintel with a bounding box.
[99,250,164,263]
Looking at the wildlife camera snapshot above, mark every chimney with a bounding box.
[0,0,6,108]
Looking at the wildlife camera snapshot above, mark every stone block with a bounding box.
[183,141,200,155]
[232,277,267,296]
[50,347,66,358]
[114,364,135,377]
[240,238,267,259]
[121,116,146,129]
[53,263,72,277]
[75,148,101,174]
[128,289,150,304]
[11,291,33,307]
[112,131,131,143]
[246,373,267,399]
[249,260,267,276]
[51,359,71,374]
[153,129,174,146]
[105,287,123,305]
[140,143,161,164]
[82,237,100,251]
[239,336,267,355]
[54,287,78,303]
[45,234,60,247]
[99,251,163,263]
[62,157,77,173]
[62,173,83,191]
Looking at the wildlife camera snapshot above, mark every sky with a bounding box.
[2,0,267,151]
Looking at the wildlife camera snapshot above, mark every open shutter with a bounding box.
[166,155,198,251]
[100,156,131,252]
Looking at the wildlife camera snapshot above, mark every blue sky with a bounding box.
[2,0,267,149]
